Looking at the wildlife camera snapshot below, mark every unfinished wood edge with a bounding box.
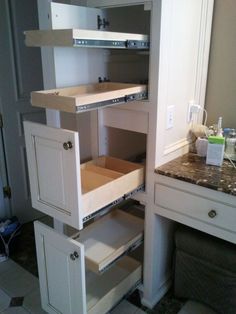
[83,164,124,179]
[31,92,76,113]
[25,29,73,47]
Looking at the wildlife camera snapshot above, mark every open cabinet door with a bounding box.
[24,121,83,229]
[34,221,86,314]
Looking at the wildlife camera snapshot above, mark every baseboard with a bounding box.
[141,278,172,309]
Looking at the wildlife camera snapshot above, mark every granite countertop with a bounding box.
[155,153,236,196]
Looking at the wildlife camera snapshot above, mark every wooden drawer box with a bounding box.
[30,82,147,113]
[35,221,142,314]
[76,209,144,273]
[154,176,236,243]
[24,28,149,50]
[24,121,144,230]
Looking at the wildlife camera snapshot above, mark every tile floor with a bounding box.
[0,259,45,314]
[0,258,146,314]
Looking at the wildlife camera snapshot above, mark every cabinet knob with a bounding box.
[63,141,73,150]
[70,251,79,261]
[208,210,217,218]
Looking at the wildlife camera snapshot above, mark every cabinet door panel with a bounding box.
[34,221,86,314]
[24,121,83,229]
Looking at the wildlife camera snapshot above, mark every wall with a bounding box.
[205,0,236,128]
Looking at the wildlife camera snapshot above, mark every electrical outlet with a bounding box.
[187,101,201,123]
[166,105,174,129]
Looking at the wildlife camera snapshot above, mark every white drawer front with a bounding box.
[155,183,236,234]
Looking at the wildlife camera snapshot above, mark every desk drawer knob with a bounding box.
[208,210,217,218]
[63,141,73,150]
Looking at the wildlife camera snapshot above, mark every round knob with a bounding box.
[208,210,217,219]
[63,141,73,150]
[70,251,79,261]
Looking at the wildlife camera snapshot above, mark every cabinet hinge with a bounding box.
[98,77,110,83]
[0,113,3,128]
[97,15,109,29]
[3,186,11,199]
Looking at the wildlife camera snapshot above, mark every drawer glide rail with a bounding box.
[76,92,148,113]
[82,184,145,223]
[73,39,149,49]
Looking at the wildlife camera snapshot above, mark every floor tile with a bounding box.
[9,297,24,307]
[0,260,21,277]
[0,289,11,312]
[178,301,217,314]
[0,263,38,297]
[23,286,47,314]
[135,309,147,314]
[111,300,139,314]
[1,307,30,313]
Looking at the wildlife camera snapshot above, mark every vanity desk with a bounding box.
[154,153,236,244]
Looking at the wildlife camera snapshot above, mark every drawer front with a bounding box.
[155,183,236,233]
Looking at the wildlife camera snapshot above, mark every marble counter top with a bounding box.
[155,153,236,196]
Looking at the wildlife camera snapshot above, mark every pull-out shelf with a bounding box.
[76,209,143,273]
[35,221,142,314]
[31,82,147,113]
[25,29,149,49]
[24,121,145,230]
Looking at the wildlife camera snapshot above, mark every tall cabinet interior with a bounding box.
[23,0,214,313]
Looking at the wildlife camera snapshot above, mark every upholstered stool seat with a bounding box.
[174,226,236,314]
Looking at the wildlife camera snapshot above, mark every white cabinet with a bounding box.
[23,0,214,311]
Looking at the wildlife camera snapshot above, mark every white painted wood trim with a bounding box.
[102,107,149,134]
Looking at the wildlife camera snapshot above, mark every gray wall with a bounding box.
[205,0,236,128]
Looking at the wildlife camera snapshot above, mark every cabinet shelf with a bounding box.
[75,209,143,273]
[31,82,147,113]
[25,28,149,50]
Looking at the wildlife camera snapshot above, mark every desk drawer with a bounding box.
[155,183,236,234]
